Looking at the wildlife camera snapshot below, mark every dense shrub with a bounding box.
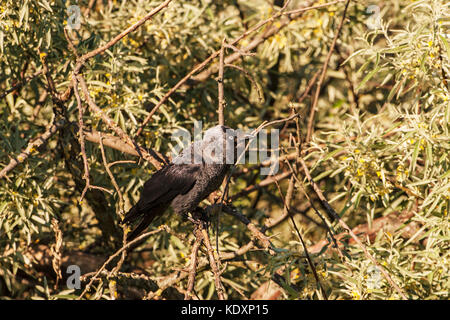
[0,0,448,300]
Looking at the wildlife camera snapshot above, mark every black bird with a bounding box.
[123,125,245,241]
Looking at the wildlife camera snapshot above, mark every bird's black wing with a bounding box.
[138,163,200,211]
[123,164,200,226]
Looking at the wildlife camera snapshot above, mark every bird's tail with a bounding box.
[126,214,155,242]
[122,204,141,226]
[122,204,166,242]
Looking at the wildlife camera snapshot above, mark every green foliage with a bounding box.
[0,0,448,300]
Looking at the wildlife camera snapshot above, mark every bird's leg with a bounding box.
[182,213,198,225]
[192,207,209,230]
[181,210,205,228]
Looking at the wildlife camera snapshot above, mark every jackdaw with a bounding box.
[123,125,246,241]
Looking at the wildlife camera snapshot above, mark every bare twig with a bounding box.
[98,133,128,279]
[201,226,226,300]
[73,76,113,200]
[72,76,91,201]
[220,205,275,255]
[218,39,226,126]
[84,0,97,18]
[9,49,74,191]
[284,158,343,257]
[0,69,43,100]
[184,229,203,300]
[253,113,300,134]
[306,0,351,143]
[0,120,64,180]
[274,176,328,300]
[298,70,321,104]
[31,91,48,121]
[98,133,124,209]
[75,0,173,70]
[230,171,292,200]
[39,50,59,101]
[83,130,143,158]
[136,46,226,135]
[64,27,79,58]
[283,0,345,16]
[50,219,63,290]
[68,0,172,144]
[223,43,256,57]
[224,64,263,102]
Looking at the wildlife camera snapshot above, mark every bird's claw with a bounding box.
[185,207,210,229]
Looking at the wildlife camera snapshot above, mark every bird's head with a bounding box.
[201,125,252,165]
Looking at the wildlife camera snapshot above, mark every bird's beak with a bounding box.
[236,132,254,141]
